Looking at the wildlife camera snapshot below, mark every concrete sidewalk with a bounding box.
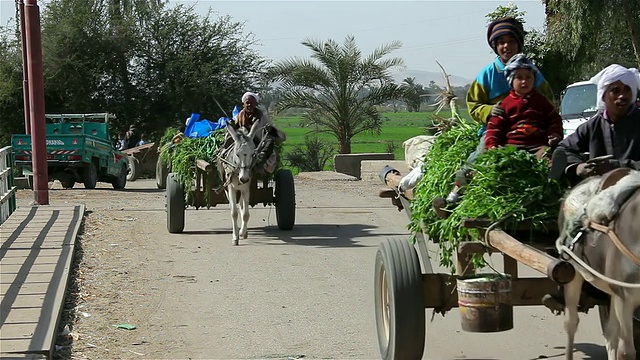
[0,205,84,360]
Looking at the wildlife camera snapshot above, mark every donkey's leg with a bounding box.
[239,185,251,239]
[600,298,619,360]
[564,274,584,360]
[227,186,240,245]
[611,294,636,360]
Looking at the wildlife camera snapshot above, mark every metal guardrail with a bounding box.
[0,146,17,224]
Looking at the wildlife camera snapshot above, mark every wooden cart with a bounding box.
[165,157,296,234]
[375,166,640,359]
[122,142,158,181]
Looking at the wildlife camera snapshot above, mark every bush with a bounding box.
[285,135,335,172]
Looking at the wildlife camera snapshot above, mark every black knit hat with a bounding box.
[487,17,525,54]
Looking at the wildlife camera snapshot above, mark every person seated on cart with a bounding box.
[446,17,556,204]
[549,64,640,185]
[432,54,566,218]
[226,92,286,173]
[542,63,640,313]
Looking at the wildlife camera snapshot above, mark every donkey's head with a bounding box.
[226,122,260,184]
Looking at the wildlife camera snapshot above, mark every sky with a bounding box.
[0,0,546,82]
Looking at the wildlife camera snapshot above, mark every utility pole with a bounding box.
[24,0,48,205]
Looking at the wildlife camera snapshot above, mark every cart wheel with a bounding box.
[60,179,75,189]
[166,173,185,233]
[599,305,640,351]
[127,156,139,182]
[274,169,295,230]
[112,164,127,189]
[374,238,425,360]
[82,161,97,189]
[156,157,169,189]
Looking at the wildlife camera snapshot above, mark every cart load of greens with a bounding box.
[159,128,225,204]
[408,122,566,271]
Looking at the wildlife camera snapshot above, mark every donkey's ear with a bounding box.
[248,121,260,140]
[227,123,239,143]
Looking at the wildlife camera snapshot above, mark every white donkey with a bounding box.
[557,169,640,360]
[223,122,260,245]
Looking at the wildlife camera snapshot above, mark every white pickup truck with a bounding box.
[560,80,598,136]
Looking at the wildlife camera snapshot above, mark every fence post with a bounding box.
[0,146,17,224]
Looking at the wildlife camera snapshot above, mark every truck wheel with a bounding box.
[82,162,97,189]
[112,164,127,189]
[167,173,185,233]
[156,157,168,189]
[127,157,139,182]
[274,169,295,230]
[375,238,425,360]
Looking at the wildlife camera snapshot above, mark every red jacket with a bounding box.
[485,89,563,149]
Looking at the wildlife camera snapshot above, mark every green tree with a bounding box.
[268,35,406,154]
[544,0,639,82]
[0,29,24,146]
[0,0,265,140]
[401,77,427,112]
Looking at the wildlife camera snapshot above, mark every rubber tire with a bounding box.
[112,164,127,189]
[60,179,75,189]
[82,162,97,189]
[374,238,425,360]
[166,173,185,233]
[156,157,169,189]
[598,305,640,355]
[127,157,139,182]
[274,169,295,230]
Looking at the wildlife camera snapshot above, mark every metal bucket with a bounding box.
[457,273,513,332]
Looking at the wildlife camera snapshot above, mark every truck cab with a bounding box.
[560,81,598,137]
[12,113,128,189]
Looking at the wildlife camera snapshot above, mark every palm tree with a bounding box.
[401,77,426,112]
[268,35,406,154]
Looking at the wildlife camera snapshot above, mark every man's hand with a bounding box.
[490,102,505,117]
[576,156,620,177]
[587,155,619,174]
[548,135,561,147]
[576,162,597,178]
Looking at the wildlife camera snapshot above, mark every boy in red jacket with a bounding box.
[433,54,565,218]
[485,53,563,160]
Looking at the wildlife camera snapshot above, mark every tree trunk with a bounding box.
[338,133,351,154]
[621,0,640,67]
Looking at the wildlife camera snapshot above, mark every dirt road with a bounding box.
[15,176,607,359]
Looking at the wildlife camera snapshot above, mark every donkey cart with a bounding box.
[375,166,640,360]
[165,157,296,234]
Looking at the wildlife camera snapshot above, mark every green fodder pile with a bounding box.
[162,130,226,201]
[409,127,566,271]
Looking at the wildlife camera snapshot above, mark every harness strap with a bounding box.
[588,221,640,267]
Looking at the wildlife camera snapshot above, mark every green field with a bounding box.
[273,110,467,168]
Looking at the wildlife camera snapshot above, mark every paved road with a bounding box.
[17,177,608,359]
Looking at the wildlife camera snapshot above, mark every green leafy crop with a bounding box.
[409,129,566,272]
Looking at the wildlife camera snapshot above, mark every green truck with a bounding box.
[11,113,129,189]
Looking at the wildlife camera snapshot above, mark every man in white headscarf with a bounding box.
[550,64,640,183]
[228,92,286,173]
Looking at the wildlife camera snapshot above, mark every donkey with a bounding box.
[222,122,260,245]
[557,169,640,360]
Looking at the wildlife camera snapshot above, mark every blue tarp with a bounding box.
[183,106,242,139]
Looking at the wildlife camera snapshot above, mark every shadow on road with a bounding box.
[543,343,607,360]
[263,223,407,248]
[573,343,607,359]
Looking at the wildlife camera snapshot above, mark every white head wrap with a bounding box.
[590,64,640,109]
[241,92,260,103]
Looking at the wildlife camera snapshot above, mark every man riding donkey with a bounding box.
[542,64,640,314]
[226,92,286,174]
[433,17,558,215]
